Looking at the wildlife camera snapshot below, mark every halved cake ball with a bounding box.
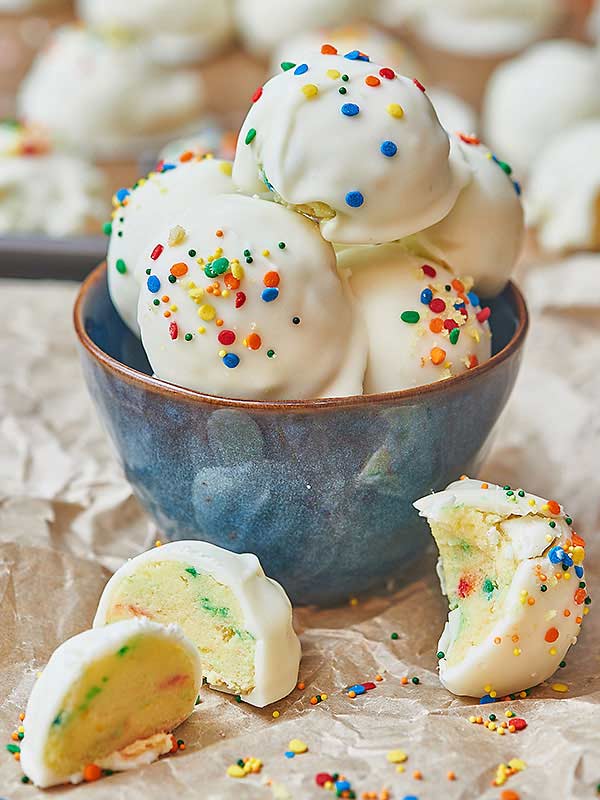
[94,541,301,708]
[233,50,470,245]
[20,619,202,788]
[414,478,590,699]
[107,154,233,334]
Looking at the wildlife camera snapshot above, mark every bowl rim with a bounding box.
[74,261,529,412]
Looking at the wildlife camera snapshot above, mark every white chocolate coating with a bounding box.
[233,0,365,57]
[233,52,470,245]
[427,88,478,136]
[77,0,234,65]
[483,40,600,176]
[107,156,234,334]
[526,120,600,254]
[137,193,366,400]
[269,23,424,81]
[20,619,202,788]
[343,246,491,393]
[17,26,205,157]
[415,479,589,698]
[0,121,107,236]
[409,134,524,298]
[94,541,302,708]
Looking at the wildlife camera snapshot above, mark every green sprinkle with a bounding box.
[243,249,251,257]
[211,257,230,275]
[540,585,548,592]
[195,695,201,705]
[117,645,130,656]
[436,651,445,659]
[566,517,572,525]
[497,159,512,175]
[146,268,151,275]
[21,775,30,783]
[168,274,177,284]
[102,221,112,236]
[489,714,496,721]
[102,769,114,777]
[281,61,296,72]
[200,597,230,618]
[245,128,257,145]
[584,596,591,604]
[400,310,420,324]
[234,695,242,703]
[449,327,460,345]
[185,567,198,577]
[411,676,420,685]
[278,241,286,249]
[503,485,511,491]
[17,732,24,740]
[342,74,349,81]
[390,632,399,640]
[184,333,193,341]
[267,349,276,358]
[177,739,184,747]
[483,578,495,594]
[579,582,586,589]
[115,258,127,274]
[153,298,160,306]
[518,490,525,497]
[559,661,567,668]
[188,249,197,257]
[52,712,64,726]
[549,521,556,528]
[237,758,245,767]
[85,686,101,701]
[6,744,20,754]
[339,87,347,94]
[506,490,514,496]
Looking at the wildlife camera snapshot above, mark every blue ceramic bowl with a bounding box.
[74,263,528,606]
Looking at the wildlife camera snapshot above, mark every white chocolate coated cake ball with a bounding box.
[107,155,234,334]
[526,120,600,254]
[409,134,524,298]
[138,194,366,400]
[233,51,470,245]
[17,26,205,157]
[427,88,478,136]
[343,246,492,393]
[483,40,600,176]
[415,478,590,698]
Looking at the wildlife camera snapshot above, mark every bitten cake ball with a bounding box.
[107,154,234,334]
[137,194,366,400]
[233,50,470,245]
[77,0,234,65]
[414,479,590,699]
[17,26,205,156]
[526,121,600,254]
[20,619,202,788]
[483,40,600,176]
[409,133,524,298]
[343,246,491,393]
[94,541,301,708]
[233,0,364,57]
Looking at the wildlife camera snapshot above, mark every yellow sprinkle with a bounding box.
[505,710,514,718]
[508,758,527,771]
[189,287,204,302]
[227,765,246,778]
[564,572,571,580]
[497,727,505,736]
[221,289,230,298]
[396,765,405,774]
[262,249,270,257]
[387,103,404,118]
[231,263,244,280]
[529,499,536,506]
[219,161,233,176]
[549,647,557,656]
[572,546,585,563]
[197,327,205,334]
[198,304,216,321]
[168,224,187,246]
[327,69,341,79]
[169,304,178,312]
[302,83,319,99]
[519,691,527,698]
[513,648,521,656]
[584,606,590,615]
[288,739,308,754]
[196,257,205,266]
[154,540,162,547]
[489,723,497,731]
[349,597,358,606]
[490,690,497,698]
[214,247,223,258]
[469,715,477,723]
[552,683,569,693]
[218,349,227,358]
[321,693,328,700]
[386,750,407,764]
[272,711,280,718]
[483,684,492,693]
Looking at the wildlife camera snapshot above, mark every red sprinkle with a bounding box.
[511,718,528,731]
[476,307,491,323]
[457,576,473,598]
[316,773,333,787]
[252,86,263,103]
[468,354,479,369]
[430,298,446,314]
[379,67,395,80]
[151,244,164,261]
[459,307,469,319]
[169,322,178,340]
[444,319,459,331]
[218,330,236,346]
[422,264,437,278]
[361,682,376,691]
[413,78,426,92]
[235,291,246,309]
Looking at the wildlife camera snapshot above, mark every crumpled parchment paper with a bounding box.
[1,255,599,799]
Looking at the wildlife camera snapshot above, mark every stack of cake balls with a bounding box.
[106,44,525,401]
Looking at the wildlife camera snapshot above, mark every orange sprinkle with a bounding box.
[170,735,179,753]
[83,764,102,782]
[459,133,481,145]
[547,500,561,515]
[481,482,489,489]
[161,295,170,302]
[263,271,280,287]
[297,682,305,690]
[365,75,381,87]
[401,676,409,685]
[430,347,446,365]
[527,597,535,606]
[572,532,586,547]
[19,713,25,721]
[163,311,171,318]
[545,627,559,643]
[247,333,262,350]
[179,150,193,163]
[216,319,224,327]
[511,635,519,643]
[494,637,502,645]
[13,752,20,762]
[468,354,479,369]
[564,609,571,617]
[574,588,586,605]
[413,771,422,780]
[206,286,214,294]
[348,691,357,698]
[170,262,188,278]
[321,43,338,55]
[310,696,318,705]
[178,743,186,751]
[224,273,240,290]
[501,791,521,800]
[216,229,224,237]
[447,771,456,781]
[451,279,465,292]
[429,318,443,333]
[375,674,383,682]
[576,616,583,624]
[11,732,18,741]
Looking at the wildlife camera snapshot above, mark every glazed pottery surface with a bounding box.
[74,263,528,605]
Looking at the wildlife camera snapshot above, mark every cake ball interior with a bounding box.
[104,561,256,696]
[44,631,198,780]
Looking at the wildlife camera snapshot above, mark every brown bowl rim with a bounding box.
[73,261,529,412]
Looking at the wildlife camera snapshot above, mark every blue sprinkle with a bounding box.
[284,751,295,759]
[147,275,161,293]
[294,63,308,75]
[380,140,398,158]
[513,180,522,196]
[345,190,364,208]
[479,694,497,705]
[454,302,465,309]
[161,163,176,172]
[348,684,366,695]
[341,102,360,117]
[467,290,480,307]
[262,287,280,302]
[548,546,565,564]
[344,50,360,60]
[563,553,574,567]
[223,353,240,369]
[115,187,130,203]
[420,288,433,305]
[402,796,419,800]
[335,781,351,791]
[575,566,584,578]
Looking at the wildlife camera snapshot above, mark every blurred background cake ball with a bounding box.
[234,52,471,245]
[407,134,524,298]
[0,119,108,236]
[233,0,365,58]
[158,122,238,165]
[342,245,492,393]
[137,194,367,400]
[77,0,235,66]
[107,154,234,335]
[526,121,600,254]
[427,87,478,135]
[482,40,600,176]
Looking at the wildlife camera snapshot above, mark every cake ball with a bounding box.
[427,88,478,136]
[233,51,471,245]
[234,0,364,57]
[409,134,524,298]
[107,155,234,334]
[483,40,600,176]
[0,120,107,236]
[414,478,590,698]
[94,541,301,707]
[137,194,366,400]
[77,0,234,65]
[269,22,424,80]
[526,120,600,254]
[20,619,202,787]
[17,26,205,157]
[342,246,492,393]
[159,123,238,164]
